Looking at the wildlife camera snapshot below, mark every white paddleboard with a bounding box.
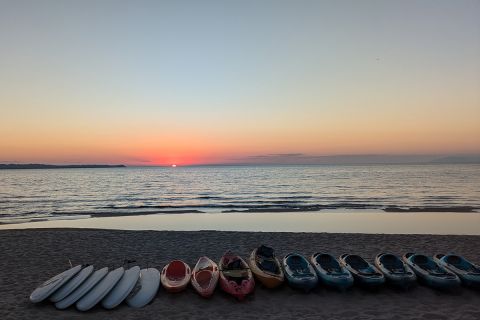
[50,265,94,302]
[126,268,160,308]
[55,267,109,310]
[102,266,140,309]
[30,265,82,303]
[76,267,124,311]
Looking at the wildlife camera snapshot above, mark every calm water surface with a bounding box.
[0,165,479,224]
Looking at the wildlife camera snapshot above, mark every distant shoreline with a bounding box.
[0,164,126,170]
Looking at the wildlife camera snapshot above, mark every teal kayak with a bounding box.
[310,253,353,291]
[403,253,460,290]
[434,254,480,288]
[375,253,416,289]
[282,253,318,292]
[339,254,384,288]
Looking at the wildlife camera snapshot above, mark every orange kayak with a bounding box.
[219,251,255,300]
[161,260,191,293]
[248,245,284,288]
[191,256,219,298]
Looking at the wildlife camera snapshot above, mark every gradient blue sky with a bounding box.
[1,0,479,164]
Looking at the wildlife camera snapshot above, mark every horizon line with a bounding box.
[2,153,480,168]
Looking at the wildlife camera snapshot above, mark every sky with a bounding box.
[0,0,479,165]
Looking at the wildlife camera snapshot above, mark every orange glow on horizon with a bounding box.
[1,97,479,165]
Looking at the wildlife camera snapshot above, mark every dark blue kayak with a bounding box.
[375,253,416,289]
[403,253,460,290]
[282,253,318,292]
[339,254,384,288]
[434,254,480,288]
[310,253,353,291]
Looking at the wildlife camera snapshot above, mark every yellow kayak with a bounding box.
[248,245,284,288]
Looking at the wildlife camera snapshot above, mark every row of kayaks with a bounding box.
[30,247,480,311]
[251,247,479,292]
[283,251,479,291]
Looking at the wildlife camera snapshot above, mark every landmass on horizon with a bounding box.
[0,164,126,170]
[1,154,479,169]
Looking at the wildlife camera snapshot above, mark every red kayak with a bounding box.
[191,256,219,298]
[161,260,191,293]
[219,251,255,300]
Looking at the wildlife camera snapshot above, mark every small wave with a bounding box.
[195,196,227,200]
[88,209,205,217]
[1,203,478,225]
[276,196,314,199]
[383,206,477,213]
[424,196,456,200]
[71,202,480,213]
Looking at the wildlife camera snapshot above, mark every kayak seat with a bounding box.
[345,255,381,276]
[223,269,248,278]
[257,245,275,259]
[256,257,280,274]
[287,256,314,277]
[317,254,343,274]
[345,255,369,270]
[223,269,249,284]
[165,261,187,280]
[381,254,408,273]
[446,255,462,265]
[412,255,449,275]
[195,270,213,289]
[357,269,383,277]
[221,255,250,284]
[389,268,412,275]
[222,257,249,284]
[444,255,480,274]
[227,259,243,270]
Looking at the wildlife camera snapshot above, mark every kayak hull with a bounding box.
[219,251,255,300]
[191,256,219,298]
[436,254,480,288]
[310,253,353,291]
[248,246,284,289]
[403,253,460,290]
[283,253,318,292]
[339,254,385,288]
[161,260,191,293]
[375,253,416,289]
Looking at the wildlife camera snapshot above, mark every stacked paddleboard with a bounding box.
[30,264,160,311]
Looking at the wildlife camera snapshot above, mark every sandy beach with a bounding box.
[1,228,479,320]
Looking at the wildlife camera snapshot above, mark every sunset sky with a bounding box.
[1,0,479,165]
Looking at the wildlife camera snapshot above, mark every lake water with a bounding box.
[0,165,479,226]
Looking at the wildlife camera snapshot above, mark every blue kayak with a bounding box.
[339,254,385,288]
[310,253,353,291]
[434,254,480,288]
[282,253,318,292]
[403,253,460,290]
[375,253,416,289]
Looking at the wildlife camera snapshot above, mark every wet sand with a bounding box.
[1,229,479,319]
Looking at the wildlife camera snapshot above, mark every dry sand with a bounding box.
[1,229,479,320]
